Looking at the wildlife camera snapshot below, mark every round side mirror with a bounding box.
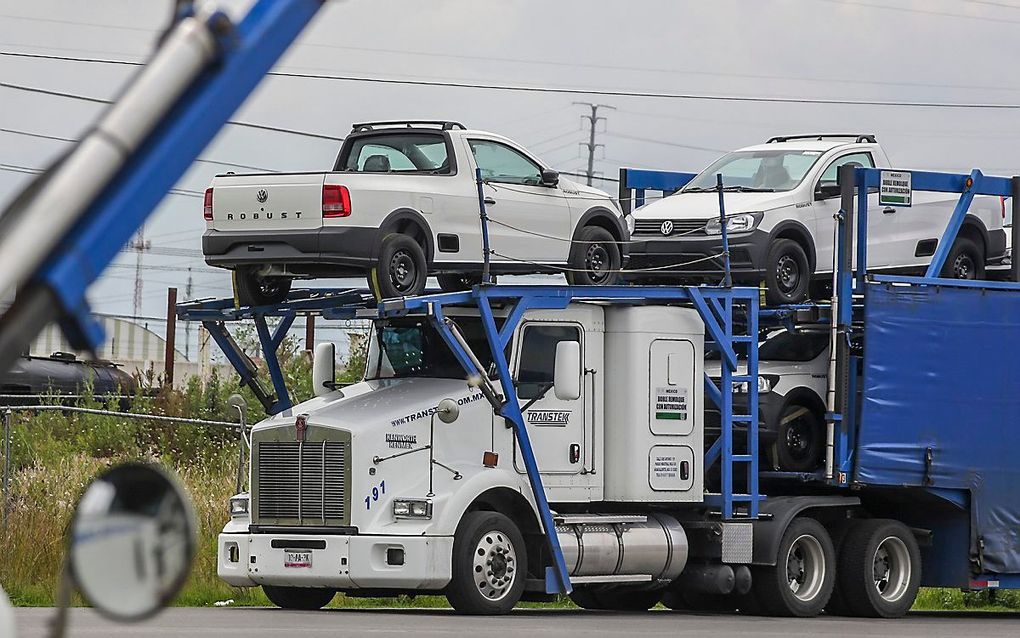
[69,462,196,622]
[437,398,460,424]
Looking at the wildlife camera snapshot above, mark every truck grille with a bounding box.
[634,219,706,236]
[254,438,349,526]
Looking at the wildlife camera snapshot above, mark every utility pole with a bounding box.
[184,268,193,360]
[573,102,615,186]
[127,224,151,316]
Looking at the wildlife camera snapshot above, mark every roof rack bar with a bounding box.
[766,134,877,144]
[351,120,467,132]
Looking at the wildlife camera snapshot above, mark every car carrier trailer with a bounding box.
[176,163,1020,617]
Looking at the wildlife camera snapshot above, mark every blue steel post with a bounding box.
[253,314,295,413]
[855,167,869,292]
[475,168,493,285]
[925,169,982,278]
[745,291,760,517]
[717,173,732,287]
[474,291,572,595]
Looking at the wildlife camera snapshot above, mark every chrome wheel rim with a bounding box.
[873,536,911,603]
[785,534,826,602]
[472,529,518,602]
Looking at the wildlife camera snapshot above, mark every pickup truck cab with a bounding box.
[202,121,626,304]
[626,134,1007,304]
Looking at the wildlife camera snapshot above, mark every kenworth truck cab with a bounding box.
[219,302,723,614]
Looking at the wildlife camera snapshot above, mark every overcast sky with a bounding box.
[3,0,1020,328]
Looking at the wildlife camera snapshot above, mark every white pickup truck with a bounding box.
[202,121,626,304]
[626,134,1007,304]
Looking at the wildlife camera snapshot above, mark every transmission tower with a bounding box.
[573,102,615,186]
[127,225,151,316]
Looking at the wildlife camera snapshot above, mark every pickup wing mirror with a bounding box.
[312,342,336,398]
[815,183,842,200]
[553,341,581,401]
[541,169,560,187]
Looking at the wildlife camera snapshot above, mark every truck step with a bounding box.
[570,574,653,585]
[556,514,648,525]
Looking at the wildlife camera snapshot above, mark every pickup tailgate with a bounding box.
[210,173,325,231]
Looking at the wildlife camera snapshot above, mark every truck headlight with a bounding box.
[229,493,249,517]
[626,214,636,235]
[704,212,763,235]
[393,499,432,519]
[732,375,778,394]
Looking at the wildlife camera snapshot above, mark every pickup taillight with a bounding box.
[322,184,351,218]
[203,188,213,221]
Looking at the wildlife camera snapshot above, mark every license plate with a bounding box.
[284,551,312,568]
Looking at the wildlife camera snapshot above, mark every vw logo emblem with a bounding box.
[256,189,269,204]
[660,220,674,236]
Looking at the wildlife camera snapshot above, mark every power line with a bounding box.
[0,126,274,172]
[603,132,727,153]
[8,51,1020,110]
[815,0,1020,24]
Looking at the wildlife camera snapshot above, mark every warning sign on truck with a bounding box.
[880,170,912,207]
[653,386,688,421]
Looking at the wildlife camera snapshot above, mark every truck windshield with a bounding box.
[366,317,493,380]
[682,150,823,193]
[338,133,451,174]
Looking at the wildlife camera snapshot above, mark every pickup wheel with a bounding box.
[446,511,527,615]
[369,233,428,301]
[566,226,621,286]
[772,403,825,473]
[764,239,810,305]
[940,236,985,280]
[437,273,483,292]
[234,269,292,307]
[262,585,335,610]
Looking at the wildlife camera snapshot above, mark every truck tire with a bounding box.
[752,517,835,617]
[764,239,810,305]
[446,511,527,615]
[437,273,483,292]
[772,403,825,473]
[262,585,335,610]
[824,519,862,616]
[835,519,921,618]
[369,233,428,301]
[566,226,621,286]
[234,269,292,307]
[940,236,985,280]
[570,586,661,611]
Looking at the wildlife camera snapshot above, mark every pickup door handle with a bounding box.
[484,197,496,206]
[883,207,896,214]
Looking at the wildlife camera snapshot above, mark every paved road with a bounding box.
[13,607,1020,638]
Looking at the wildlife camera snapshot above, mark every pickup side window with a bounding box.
[516,324,581,400]
[817,152,875,189]
[469,139,543,186]
[341,133,451,174]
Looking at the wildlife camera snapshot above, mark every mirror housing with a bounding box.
[541,169,560,187]
[815,183,842,200]
[312,342,336,397]
[69,462,195,622]
[553,341,581,401]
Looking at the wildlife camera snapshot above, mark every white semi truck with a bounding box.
[215,293,915,618]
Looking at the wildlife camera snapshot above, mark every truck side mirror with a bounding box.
[312,342,336,398]
[541,169,560,187]
[553,341,581,401]
[815,183,842,200]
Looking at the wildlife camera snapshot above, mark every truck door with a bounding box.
[466,138,571,263]
[511,322,586,475]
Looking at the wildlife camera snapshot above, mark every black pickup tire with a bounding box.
[369,233,428,301]
[566,226,621,286]
[764,239,811,305]
[262,585,335,610]
[772,403,825,473]
[940,236,985,280]
[234,269,292,307]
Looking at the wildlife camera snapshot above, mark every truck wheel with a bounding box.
[835,519,921,618]
[753,517,835,617]
[234,269,292,307]
[570,586,661,611]
[369,233,428,301]
[940,236,985,280]
[566,226,621,286]
[446,511,527,615]
[437,273,482,292]
[262,585,335,610]
[772,404,825,473]
[825,519,861,616]
[764,239,810,305]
